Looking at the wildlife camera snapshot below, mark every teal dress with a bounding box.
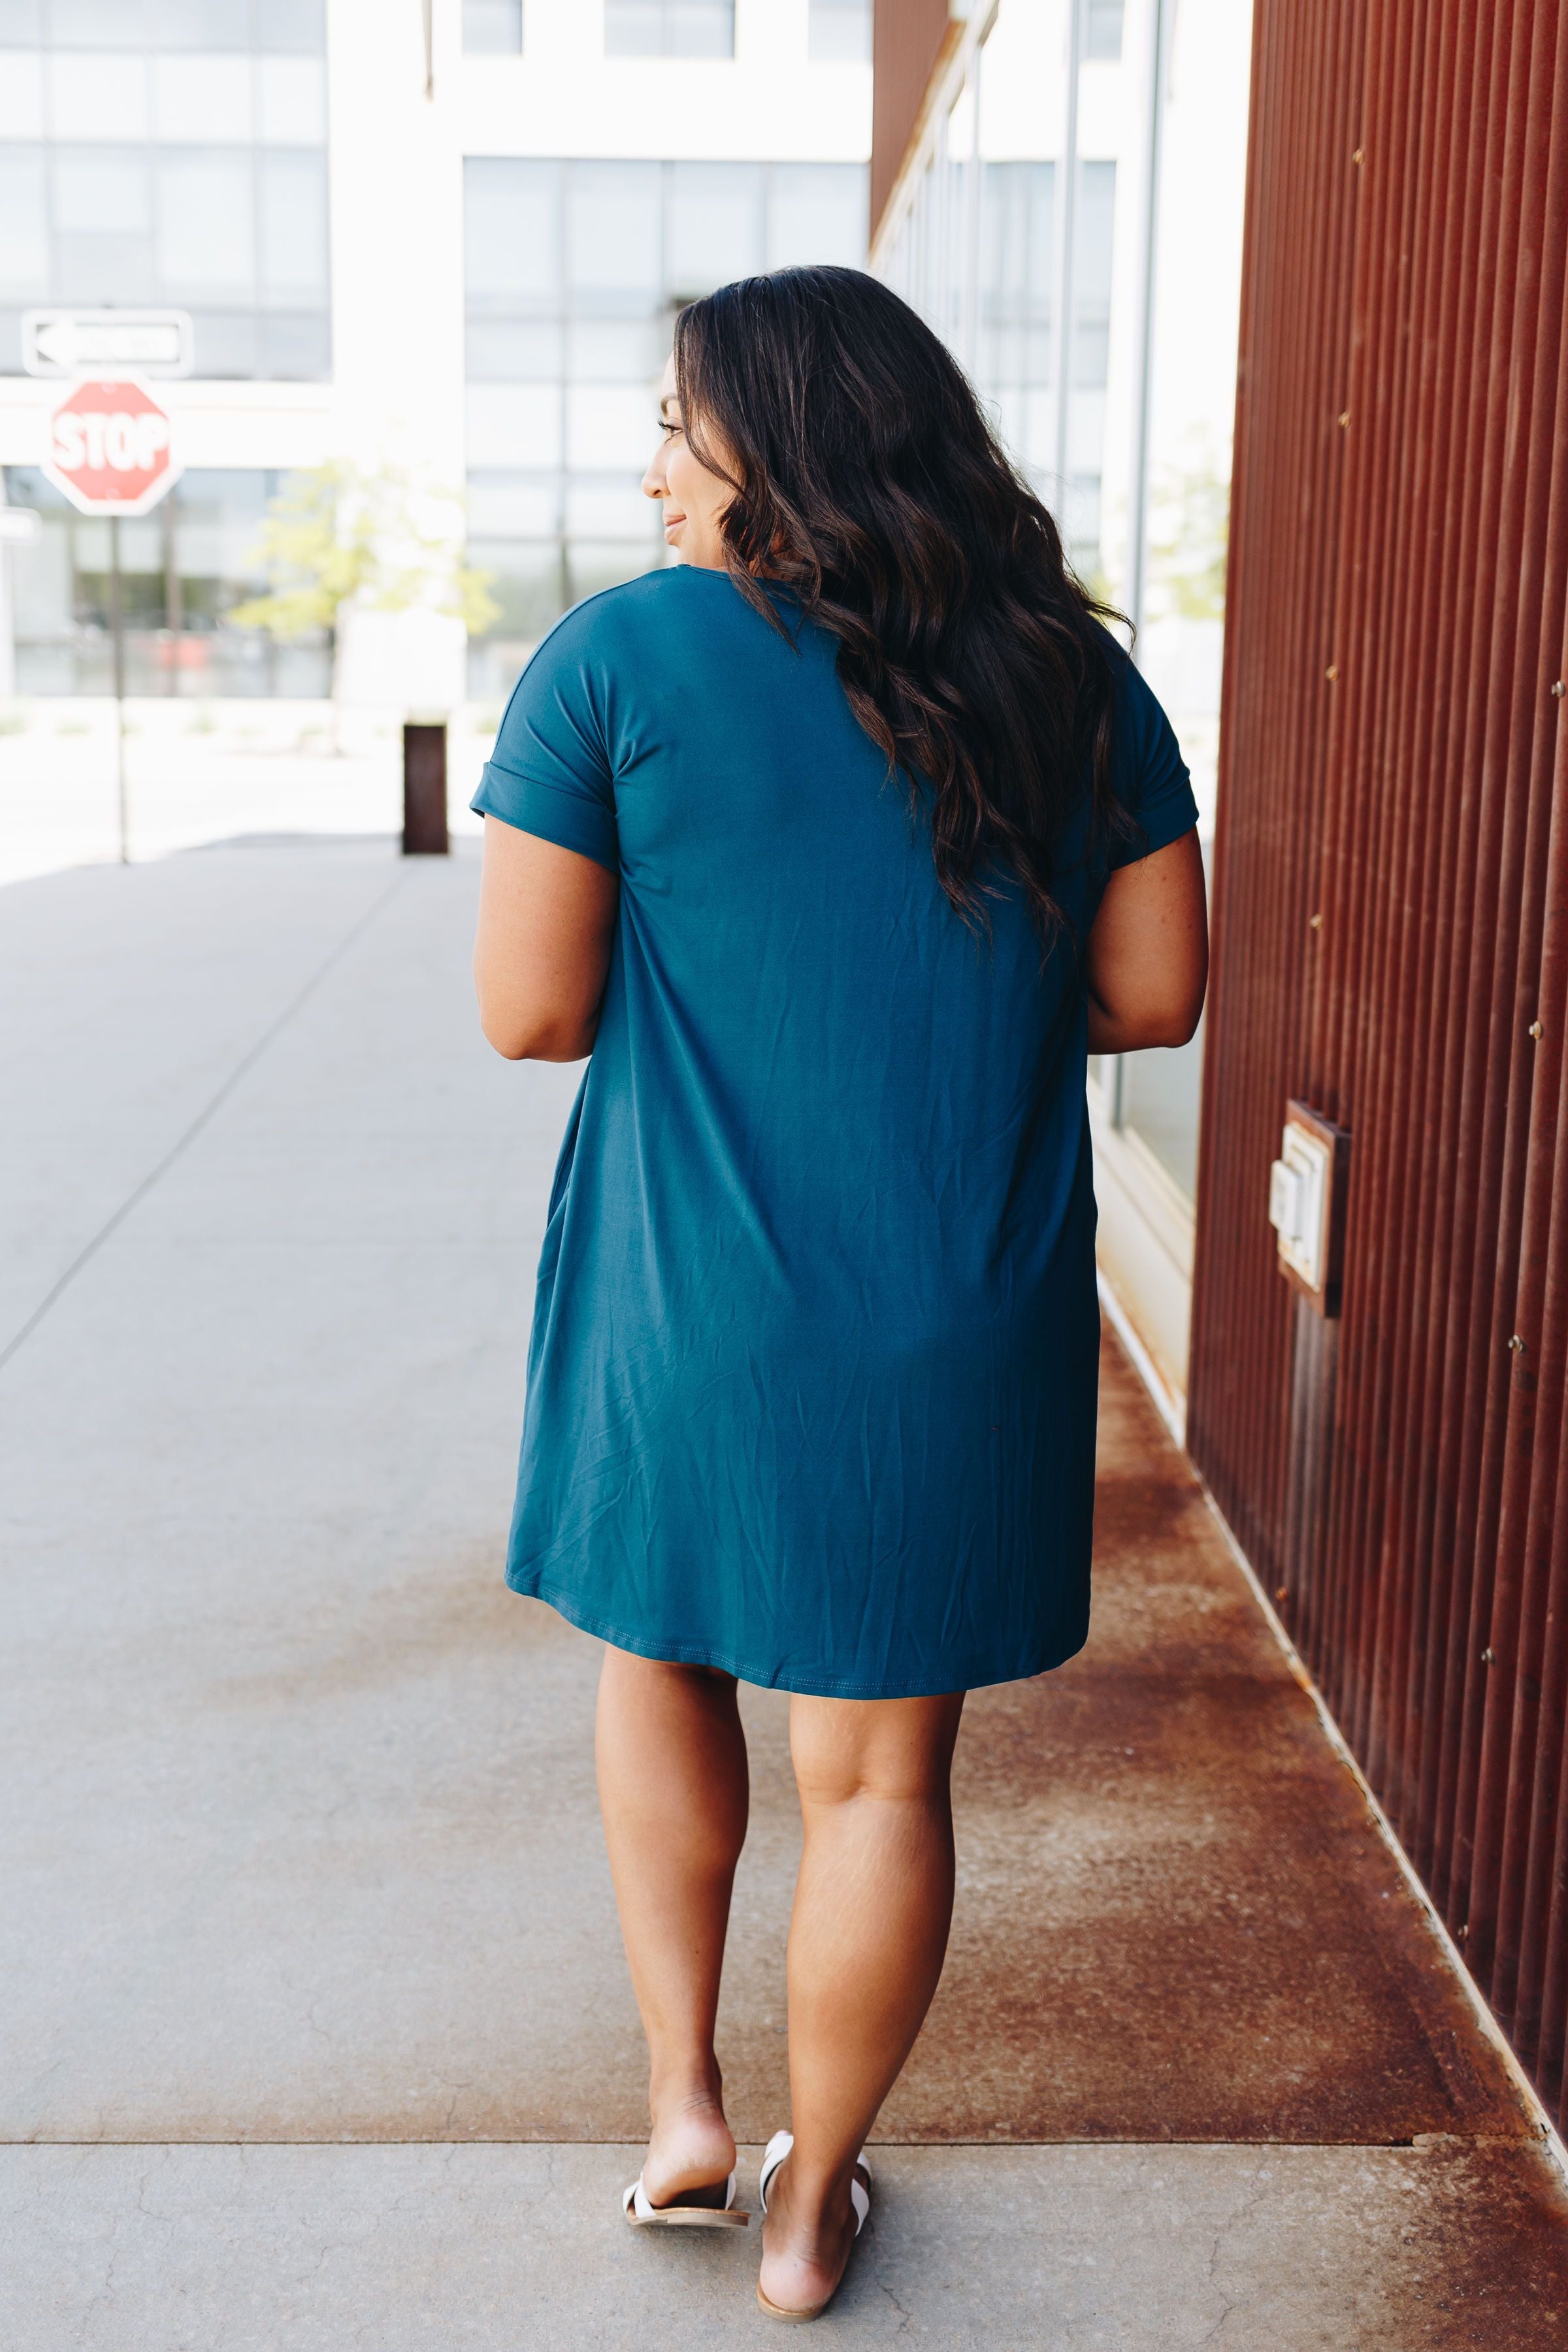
[472,567,1197,1697]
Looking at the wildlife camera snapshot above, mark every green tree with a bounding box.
[1146,441,1231,625]
[229,462,499,739]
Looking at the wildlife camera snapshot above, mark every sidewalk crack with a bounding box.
[0,869,404,1375]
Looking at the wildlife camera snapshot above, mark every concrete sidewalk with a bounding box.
[3,840,1565,2347]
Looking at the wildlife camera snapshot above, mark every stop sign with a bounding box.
[44,376,180,516]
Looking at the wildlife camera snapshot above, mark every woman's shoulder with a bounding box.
[529,566,720,663]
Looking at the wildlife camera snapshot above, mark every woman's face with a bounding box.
[642,353,732,570]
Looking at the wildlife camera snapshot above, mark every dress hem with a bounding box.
[508,1573,1088,1699]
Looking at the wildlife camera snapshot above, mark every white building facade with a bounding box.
[0,0,872,709]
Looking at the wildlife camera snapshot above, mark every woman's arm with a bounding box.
[474,813,619,1061]
[1085,825,1209,1054]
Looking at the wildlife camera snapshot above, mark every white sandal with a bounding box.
[621,2165,749,2229]
[756,2129,871,2321]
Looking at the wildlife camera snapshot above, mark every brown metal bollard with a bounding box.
[402,721,449,855]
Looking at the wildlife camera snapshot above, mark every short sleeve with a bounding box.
[1107,650,1200,869]
[470,610,619,872]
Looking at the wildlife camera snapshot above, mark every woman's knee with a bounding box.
[789,1691,965,1808]
[601,1646,737,1699]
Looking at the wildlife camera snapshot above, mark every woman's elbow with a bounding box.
[1148,992,1205,1049]
[482,1016,596,1062]
[1094,976,1207,1052]
[476,992,596,1062]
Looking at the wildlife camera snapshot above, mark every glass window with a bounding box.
[6,6,329,379]
[465,157,559,305]
[156,152,253,287]
[667,162,762,294]
[54,147,150,231]
[463,0,522,52]
[149,0,249,48]
[603,0,658,52]
[256,308,326,376]
[1117,1009,1205,1197]
[766,163,867,269]
[604,1,733,59]
[564,478,656,539]
[260,152,325,293]
[566,384,655,472]
[0,148,48,286]
[52,0,146,43]
[257,54,324,141]
[566,318,661,381]
[808,0,870,64]
[0,53,45,139]
[568,536,658,600]
[1085,0,1124,60]
[468,318,564,382]
[978,158,1055,464]
[152,53,252,140]
[254,0,325,52]
[467,542,566,685]
[566,162,661,300]
[466,472,559,536]
[49,50,149,137]
[1071,157,1115,391]
[0,1,43,37]
[465,382,562,470]
[3,461,331,698]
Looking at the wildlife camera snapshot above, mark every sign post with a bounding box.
[43,376,181,866]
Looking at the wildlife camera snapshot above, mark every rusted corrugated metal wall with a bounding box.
[1188,0,1568,2125]
[870,0,956,238]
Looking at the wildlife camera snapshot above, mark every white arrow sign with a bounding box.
[22,310,193,380]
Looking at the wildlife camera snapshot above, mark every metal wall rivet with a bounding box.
[1529,1019,1544,1039]
[1310,911,1324,930]
[1482,1647,1497,1665]
[1352,146,1365,164]
[1338,411,1351,428]
[1326,664,1339,681]
[1509,1333,1527,1354]
[1553,679,1566,698]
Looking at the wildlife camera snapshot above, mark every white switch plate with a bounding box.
[1269,1123,1331,1288]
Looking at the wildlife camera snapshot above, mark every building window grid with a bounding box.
[0,4,326,48]
[0,5,329,380]
[463,0,523,52]
[808,0,872,64]
[603,1,734,60]
[3,461,332,698]
[464,155,868,693]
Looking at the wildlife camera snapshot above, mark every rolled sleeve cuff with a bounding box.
[470,760,619,873]
[1111,777,1200,869]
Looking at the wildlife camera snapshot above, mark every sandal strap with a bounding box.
[758,2131,871,2234]
[849,2169,870,2235]
[758,2129,794,2213]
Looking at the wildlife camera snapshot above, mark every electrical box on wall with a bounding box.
[1268,1100,1350,1316]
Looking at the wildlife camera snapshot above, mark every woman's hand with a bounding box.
[474,815,619,1061]
[1085,826,1208,1054]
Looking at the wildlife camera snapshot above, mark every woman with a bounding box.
[472,267,1206,2322]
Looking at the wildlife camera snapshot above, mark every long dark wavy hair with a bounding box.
[673,265,1134,950]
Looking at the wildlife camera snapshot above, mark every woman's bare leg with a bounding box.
[758,1689,966,2313]
[595,1646,750,2206]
